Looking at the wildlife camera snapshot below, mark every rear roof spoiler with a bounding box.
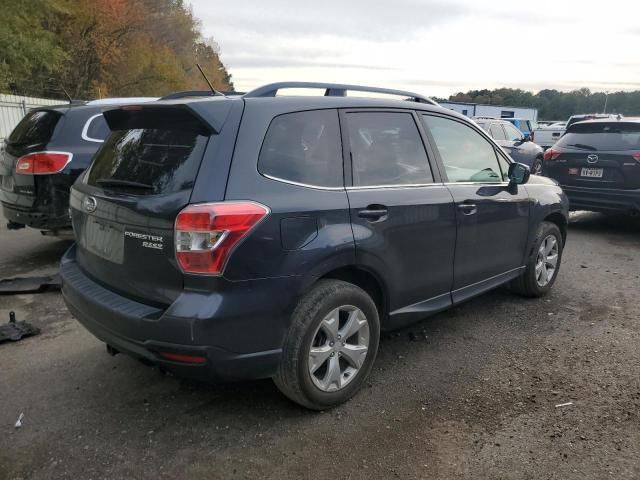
[102,101,233,134]
[243,82,439,106]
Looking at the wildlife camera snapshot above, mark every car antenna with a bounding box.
[59,84,73,103]
[196,63,224,96]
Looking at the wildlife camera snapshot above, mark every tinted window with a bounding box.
[489,123,507,141]
[84,114,110,142]
[258,110,343,188]
[556,123,640,151]
[503,123,524,141]
[87,120,208,195]
[7,110,62,145]
[422,115,502,183]
[346,112,432,186]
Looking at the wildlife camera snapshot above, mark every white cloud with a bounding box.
[189,0,640,97]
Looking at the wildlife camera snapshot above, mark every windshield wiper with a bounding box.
[95,179,154,190]
[566,143,597,151]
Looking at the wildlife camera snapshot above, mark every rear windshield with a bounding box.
[8,110,62,145]
[86,119,209,195]
[556,123,640,151]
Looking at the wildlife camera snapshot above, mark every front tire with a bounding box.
[274,280,380,410]
[510,221,563,297]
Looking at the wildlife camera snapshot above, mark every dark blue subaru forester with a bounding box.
[61,82,569,409]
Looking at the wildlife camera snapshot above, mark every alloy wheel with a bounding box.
[535,234,559,287]
[308,305,370,392]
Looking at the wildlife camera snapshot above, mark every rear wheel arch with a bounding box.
[543,211,567,244]
[318,266,388,325]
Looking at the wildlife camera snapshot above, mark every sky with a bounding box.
[188,0,640,98]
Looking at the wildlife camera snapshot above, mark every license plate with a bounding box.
[81,216,124,263]
[581,168,603,178]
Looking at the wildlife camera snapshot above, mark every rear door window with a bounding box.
[421,115,502,183]
[503,123,524,141]
[7,110,62,145]
[258,109,343,188]
[87,115,209,195]
[556,123,640,151]
[345,111,433,186]
[489,123,507,141]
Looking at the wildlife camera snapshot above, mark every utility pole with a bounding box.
[603,91,609,114]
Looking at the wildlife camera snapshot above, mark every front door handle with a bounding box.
[358,205,388,221]
[458,203,477,215]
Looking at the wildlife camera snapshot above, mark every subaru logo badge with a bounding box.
[587,154,599,164]
[83,196,97,213]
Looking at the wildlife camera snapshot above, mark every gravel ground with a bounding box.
[0,212,639,480]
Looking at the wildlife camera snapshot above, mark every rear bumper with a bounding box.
[1,200,70,230]
[0,173,74,230]
[561,185,640,213]
[61,244,297,382]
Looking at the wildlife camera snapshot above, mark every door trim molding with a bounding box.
[452,266,525,305]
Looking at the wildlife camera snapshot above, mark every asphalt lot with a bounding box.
[1,212,639,480]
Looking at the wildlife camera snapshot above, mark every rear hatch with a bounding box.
[0,109,66,207]
[70,104,223,306]
[543,121,640,189]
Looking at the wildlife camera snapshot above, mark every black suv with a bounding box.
[60,82,569,409]
[0,98,155,234]
[542,117,640,215]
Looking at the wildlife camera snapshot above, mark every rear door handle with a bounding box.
[458,203,477,215]
[358,205,388,221]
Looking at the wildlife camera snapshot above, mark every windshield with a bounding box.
[556,123,640,151]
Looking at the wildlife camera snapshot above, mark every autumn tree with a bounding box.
[1,0,233,99]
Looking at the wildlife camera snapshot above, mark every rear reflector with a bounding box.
[543,148,561,161]
[15,151,72,174]
[175,201,270,275]
[158,352,207,364]
[632,152,640,162]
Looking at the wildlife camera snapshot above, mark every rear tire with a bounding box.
[274,280,380,410]
[510,221,563,297]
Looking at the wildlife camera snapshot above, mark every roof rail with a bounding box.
[243,82,438,106]
[160,90,219,100]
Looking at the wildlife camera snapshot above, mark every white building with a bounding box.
[438,101,538,123]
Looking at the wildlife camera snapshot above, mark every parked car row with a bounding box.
[1,82,636,409]
[1,81,570,409]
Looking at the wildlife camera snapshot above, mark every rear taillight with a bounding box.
[632,152,640,162]
[175,201,269,275]
[543,148,561,161]
[15,151,72,174]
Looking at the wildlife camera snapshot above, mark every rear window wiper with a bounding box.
[565,143,597,151]
[95,179,154,190]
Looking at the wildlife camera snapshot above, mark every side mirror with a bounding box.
[508,162,530,185]
[522,133,531,142]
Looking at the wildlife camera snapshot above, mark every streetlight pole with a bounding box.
[603,91,609,114]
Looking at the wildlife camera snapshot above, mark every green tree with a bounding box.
[0,0,67,95]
